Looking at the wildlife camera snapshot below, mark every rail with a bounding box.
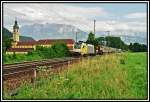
[3,57,80,80]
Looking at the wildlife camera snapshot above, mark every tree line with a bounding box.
[86,32,147,52]
[129,43,147,52]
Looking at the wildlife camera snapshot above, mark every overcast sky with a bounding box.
[3,3,147,34]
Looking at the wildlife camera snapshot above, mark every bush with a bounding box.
[35,43,70,59]
[120,59,125,64]
[12,52,17,59]
[51,43,70,57]
[3,53,8,63]
[27,51,33,56]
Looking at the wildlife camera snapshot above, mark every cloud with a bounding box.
[94,20,146,34]
[125,12,146,19]
[3,3,106,25]
[3,3,147,34]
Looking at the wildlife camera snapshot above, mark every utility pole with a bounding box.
[76,32,78,43]
[106,30,110,47]
[94,19,96,35]
[106,30,110,36]
[120,32,122,49]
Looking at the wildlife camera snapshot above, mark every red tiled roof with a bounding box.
[37,39,74,45]
[17,41,37,46]
[16,39,74,46]
[7,48,34,52]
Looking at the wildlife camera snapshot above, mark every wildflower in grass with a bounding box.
[57,82,61,85]
[64,78,69,81]
[60,77,64,79]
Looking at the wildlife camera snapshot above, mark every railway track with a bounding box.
[3,54,114,91]
[3,57,81,92]
[3,54,117,93]
[3,57,80,80]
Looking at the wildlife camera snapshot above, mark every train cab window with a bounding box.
[74,43,81,49]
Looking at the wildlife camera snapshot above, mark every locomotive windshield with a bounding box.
[74,42,81,49]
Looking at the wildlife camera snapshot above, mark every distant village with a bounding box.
[6,20,74,54]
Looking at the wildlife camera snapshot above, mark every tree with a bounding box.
[129,43,147,52]
[2,28,13,54]
[86,32,98,46]
[3,37,12,52]
[105,36,128,50]
[86,32,95,44]
[96,37,105,45]
[96,36,128,50]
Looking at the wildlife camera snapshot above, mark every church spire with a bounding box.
[12,18,20,42]
[13,18,19,30]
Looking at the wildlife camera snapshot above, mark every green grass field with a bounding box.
[4,52,147,100]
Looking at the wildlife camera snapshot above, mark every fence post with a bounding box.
[68,60,70,67]
[31,68,36,85]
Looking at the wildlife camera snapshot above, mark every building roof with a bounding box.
[7,48,34,52]
[37,39,74,45]
[17,41,37,46]
[16,39,74,46]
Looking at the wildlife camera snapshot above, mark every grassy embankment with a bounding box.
[4,52,147,99]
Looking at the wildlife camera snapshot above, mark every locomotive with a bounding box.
[71,41,102,56]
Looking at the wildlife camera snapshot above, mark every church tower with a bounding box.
[11,19,20,47]
[13,19,20,42]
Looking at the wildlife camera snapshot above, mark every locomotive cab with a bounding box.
[73,42,88,56]
[73,42,95,56]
